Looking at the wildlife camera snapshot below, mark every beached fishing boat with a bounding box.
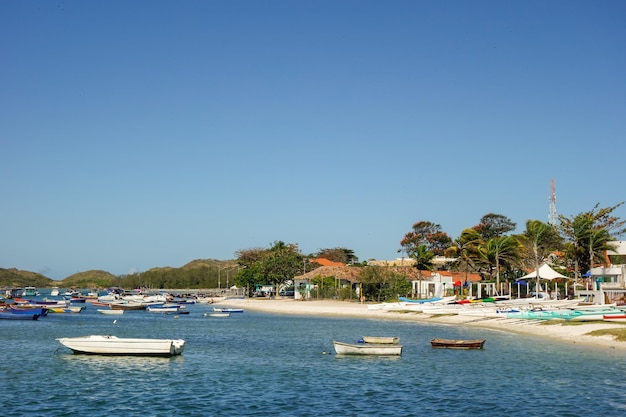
[361,336,400,344]
[398,296,456,304]
[603,314,626,322]
[56,335,185,357]
[333,340,403,356]
[430,338,485,350]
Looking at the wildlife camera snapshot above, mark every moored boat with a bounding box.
[361,336,400,344]
[9,305,48,316]
[46,305,85,313]
[146,305,180,313]
[333,340,403,356]
[0,311,40,320]
[109,301,146,310]
[204,312,230,317]
[97,309,124,315]
[213,307,244,313]
[430,338,485,350]
[56,335,185,357]
[22,286,40,297]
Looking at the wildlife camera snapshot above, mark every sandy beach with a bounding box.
[219,297,626,351]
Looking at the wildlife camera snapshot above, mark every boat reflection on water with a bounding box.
[56,352,184,372]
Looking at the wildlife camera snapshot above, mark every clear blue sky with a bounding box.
[2,0,625,280]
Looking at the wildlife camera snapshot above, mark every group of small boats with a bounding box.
[332,336,486,356]
[370,295,626,323]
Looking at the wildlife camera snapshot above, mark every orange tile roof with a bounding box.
[309,258,346,267]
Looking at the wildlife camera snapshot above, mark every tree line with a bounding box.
[228,202,625,301]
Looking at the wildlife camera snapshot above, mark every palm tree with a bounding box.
[483,235,521,289]
[520,220,562,295]
[559,207,622,278]
[411,244,435,298]
[448,229,483,288]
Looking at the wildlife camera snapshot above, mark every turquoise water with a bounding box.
[2,299,625,416]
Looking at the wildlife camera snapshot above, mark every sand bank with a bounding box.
[220,298,626,351]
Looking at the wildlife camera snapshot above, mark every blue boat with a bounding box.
[0,311,40,320]
[10,305,48,317]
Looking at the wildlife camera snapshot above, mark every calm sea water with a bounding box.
[2,295,625,417]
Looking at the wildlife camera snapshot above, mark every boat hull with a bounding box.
[430,338,485,350]
[0,311,40,320]
[361,336,399,344]
[56,335,185,357]
[97,309,124,315]
[333,341,402,355]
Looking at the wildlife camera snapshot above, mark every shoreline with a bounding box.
[220,298,626,351]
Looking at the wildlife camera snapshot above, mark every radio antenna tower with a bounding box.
[548,178,557,226]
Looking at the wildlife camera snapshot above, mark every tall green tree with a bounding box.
[400,221,452,256]
[358,266,411,302]
[233,241,304,295]
[474,213,516,240]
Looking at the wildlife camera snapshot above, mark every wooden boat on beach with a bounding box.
[398,296,456,304]
[333,340,403,356]
[56,335,185,357]
[361,336,400,344]
[430,338,485,350]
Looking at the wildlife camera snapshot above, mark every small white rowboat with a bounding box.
[333,340,402,356]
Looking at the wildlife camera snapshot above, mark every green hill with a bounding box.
[1,259,238,290]
[0,268,54,288]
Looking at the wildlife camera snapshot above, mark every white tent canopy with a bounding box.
[519,263,568,281]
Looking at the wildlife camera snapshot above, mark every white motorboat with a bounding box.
[146,305,180,313]
[56,335,185,356]
[333,340,402,356]
[204,312,230,317]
